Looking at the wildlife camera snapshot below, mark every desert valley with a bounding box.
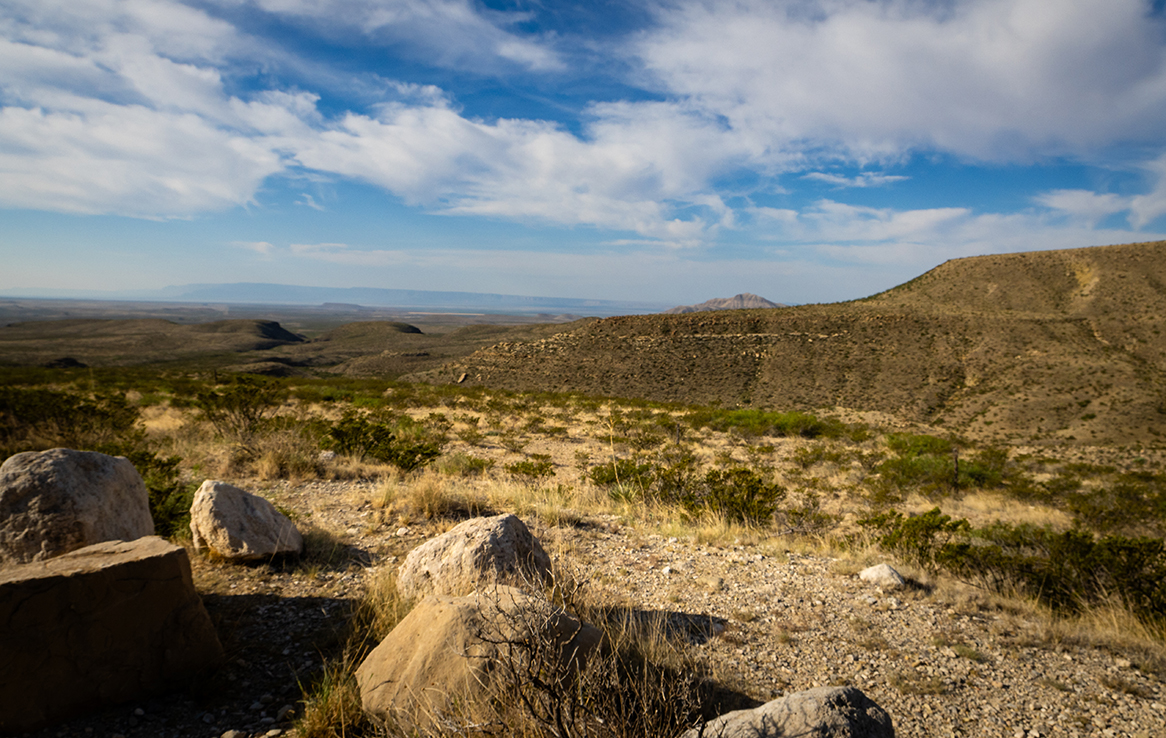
[3,240,1166,738]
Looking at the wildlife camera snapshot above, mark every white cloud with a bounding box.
[282,98,743,242]
[803,171,908,188]
[224,0,563,72]
[1130,154,1166,228]
[2,0,1166,258]
[234,240,276,254]
[0,103,283,216]
[1035,189,1131,225]
[636,0,1166,162]
[747,198,1166,272]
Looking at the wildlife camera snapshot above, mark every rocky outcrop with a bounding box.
[665,293,786,314]
[685,686,894,738]
[0,536,224,732]
[396,513,552,599]
[0,448,154,565]
[356,585,602,730]
[190,480,303,561]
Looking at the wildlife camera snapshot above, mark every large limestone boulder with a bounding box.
[396,513,551,599]
[190,480,303,561]
[0,448,154,565]
[684,686,894,738]
[356,584,602,730]
[0,536,224,732]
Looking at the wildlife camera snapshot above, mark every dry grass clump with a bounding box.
[297,569,416,738]
[1034,603,1166,677]
[372,469,487,522]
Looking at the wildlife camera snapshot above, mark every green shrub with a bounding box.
[589,458,654,495]
[697,467,784,525]
[0,386,139,456]
[651,447,702,505]
[112,445,196,539]
[436,452,495,477]
[325,410,443,473]
[185,376,287,449]
[861,508,1166,621]
[684,408,844,439]
[505,454,555,480]
[873,436,1010,495]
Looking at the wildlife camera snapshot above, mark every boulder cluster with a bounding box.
[0,448,302,732]
[0,447,896,737]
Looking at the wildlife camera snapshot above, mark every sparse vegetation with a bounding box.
[4,261,1166,738]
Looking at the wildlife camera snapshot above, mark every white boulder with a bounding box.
[684,685,895,738]
[189,481,302,561]
[396,513,551,599]
[859,563,906,589]
[0,448,154,565]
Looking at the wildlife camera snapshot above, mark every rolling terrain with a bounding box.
[408,241,1166,447]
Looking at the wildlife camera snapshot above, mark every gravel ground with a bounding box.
[21,479,1166,738]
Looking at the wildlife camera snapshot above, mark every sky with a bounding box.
[2,0,1166,307]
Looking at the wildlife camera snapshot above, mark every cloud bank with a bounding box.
[2,0,1165,267]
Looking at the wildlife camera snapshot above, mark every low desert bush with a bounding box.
[684,408,845,439]
[505,454,556,480]
[0,385,139,456]
[859,507,1166,622]
[181,376,288,451]
[325,410,444,473]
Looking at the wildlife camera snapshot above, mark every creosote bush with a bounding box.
[183,376,288,450]
[859,507,1166,622]
[325,410,444,473]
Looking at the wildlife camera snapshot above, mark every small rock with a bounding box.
[859,563,905,589]
[276,705,295,721]
[250,701,264,710]
[221,731,247,738]
[395,527,410,537]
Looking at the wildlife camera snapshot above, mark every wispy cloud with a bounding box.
[803,172,908,188]
[234,240,277,255]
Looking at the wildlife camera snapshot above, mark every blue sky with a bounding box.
[3,0,1166,306]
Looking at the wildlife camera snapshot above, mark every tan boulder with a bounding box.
[396,513,551,599]
[0,448,154,565]
[356,585,602,730]
[190,480,303,560]
[0,536,224,732]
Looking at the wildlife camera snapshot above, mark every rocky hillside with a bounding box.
[408,241,1166,447]
[665,293,786,313]
[0,319,304,367]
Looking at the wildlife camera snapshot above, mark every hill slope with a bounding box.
[0,319,304,366]
[665,293,786,313]
[408,241,1166,446]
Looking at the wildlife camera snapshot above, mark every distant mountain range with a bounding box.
[664,293,786,313]
[1,283,670,317]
